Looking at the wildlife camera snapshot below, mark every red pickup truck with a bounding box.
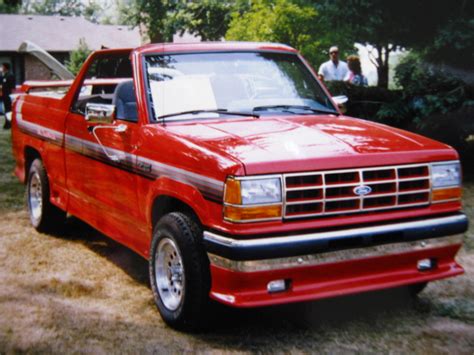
[11,42,468,330]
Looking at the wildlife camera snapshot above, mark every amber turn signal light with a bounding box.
[432,187,462,202]
[224,178,242,205]
[224,205,282,222]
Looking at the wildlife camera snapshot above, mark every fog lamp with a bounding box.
[267,279,288,293]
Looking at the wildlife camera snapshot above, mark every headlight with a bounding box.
[431,162,461,188]
[223,176,283,222]
[431,161,462,203]
[241,178,282,204]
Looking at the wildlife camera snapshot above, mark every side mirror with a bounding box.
[332,95,348,114]
[85,103,115,124]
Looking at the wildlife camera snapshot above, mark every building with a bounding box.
[0,14,142,83]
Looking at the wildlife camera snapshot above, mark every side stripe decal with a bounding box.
[15,107,224,202]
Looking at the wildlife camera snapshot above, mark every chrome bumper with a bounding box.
[203,214,468,268]
[208,234,463,272]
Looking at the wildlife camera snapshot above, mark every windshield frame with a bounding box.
[141,49,339,124]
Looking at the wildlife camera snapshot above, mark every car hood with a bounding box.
[165,115,457,175]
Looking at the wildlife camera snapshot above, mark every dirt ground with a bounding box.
[1,128,474,354]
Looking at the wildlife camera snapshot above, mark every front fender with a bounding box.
[144,176,221,230]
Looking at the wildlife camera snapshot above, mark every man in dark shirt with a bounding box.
[2,62,15,129]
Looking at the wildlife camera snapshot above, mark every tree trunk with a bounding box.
[377,63,389,89]
[149,31,165,43]
[375,44,391,89]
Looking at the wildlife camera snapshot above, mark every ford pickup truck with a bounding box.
[11,42,468,330]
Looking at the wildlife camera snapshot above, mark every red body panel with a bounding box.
[210,244,463,307]
[10,42,466,308]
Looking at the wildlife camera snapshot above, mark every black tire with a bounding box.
[26,158,66,233]
[409,282,428,296]
[149,212,211,331]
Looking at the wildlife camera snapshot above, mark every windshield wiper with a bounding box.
[252,105,339,115]
[157,109,260,121]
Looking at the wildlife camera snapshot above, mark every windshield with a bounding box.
[144,51,337,121]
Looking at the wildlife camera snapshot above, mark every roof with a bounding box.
[0,14,141,52]
[136,41,297,55]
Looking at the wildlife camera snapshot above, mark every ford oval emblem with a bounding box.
[354,185,372,196]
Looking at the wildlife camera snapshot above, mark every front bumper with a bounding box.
[203,214,468,307]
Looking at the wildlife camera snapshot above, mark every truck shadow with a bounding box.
[59,216,150,286]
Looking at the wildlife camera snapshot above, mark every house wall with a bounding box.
[24,54,55,81]
[24,52,70,81]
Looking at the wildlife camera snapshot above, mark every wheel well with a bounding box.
[24,146,41,181]
[151,195,201,229]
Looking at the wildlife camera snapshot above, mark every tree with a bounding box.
[319,0,474,88]
[173,0,235,41]
[65,38,92,75]
[122,0,241,43]
[19,0,103,22]
[226,0,353,69]
[318,0,410,88]
[420,11,474,70]
[122,0,178,43]
[21,0,84,16]
[83,1,103,23]
[0,0,21,13]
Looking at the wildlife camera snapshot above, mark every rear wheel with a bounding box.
[149,212,211,331]
[27,159,66,233]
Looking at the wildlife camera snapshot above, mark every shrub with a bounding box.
[66,38,92,76]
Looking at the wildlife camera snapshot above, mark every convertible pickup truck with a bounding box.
[11,42,468,330]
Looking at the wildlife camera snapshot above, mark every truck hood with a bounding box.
[166,115,457,175]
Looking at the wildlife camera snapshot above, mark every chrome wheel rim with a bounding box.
[155,237,184,311]
[28,172,42,223]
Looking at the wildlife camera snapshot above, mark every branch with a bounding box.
[367,47,379,68]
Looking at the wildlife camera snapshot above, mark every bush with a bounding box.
[376,53,474,155]
[377,53,472,130]
[66,38,92,76]
[325,81,400,122]
[324,60,474,157]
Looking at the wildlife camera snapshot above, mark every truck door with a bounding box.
[64,53,146,251]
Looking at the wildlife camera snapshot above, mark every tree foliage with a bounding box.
[18,0,102,22]
[122,0,179,43]
[21,0,84,16]
[422,17,474,70]
[0,0,21,13]
[318,0,474,88]
[65,38,92,75]
[172,0,235,41]
[318,0,411,88]
[377,53,471,129]
[226,0,354,68]
[123,0,241,43]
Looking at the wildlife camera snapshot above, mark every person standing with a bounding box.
[2,62,15,129]
[318,46,349,82]
[344,55,368,86]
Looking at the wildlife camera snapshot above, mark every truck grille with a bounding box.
[284,164,431,219]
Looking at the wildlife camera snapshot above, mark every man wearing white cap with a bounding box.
[318,46,349,82]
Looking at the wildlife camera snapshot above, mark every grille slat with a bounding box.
[284,164,431,219]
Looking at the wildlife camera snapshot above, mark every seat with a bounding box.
[112,80,138,122]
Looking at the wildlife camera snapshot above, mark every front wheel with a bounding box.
[149,212,211,331]
[27,159,66,233]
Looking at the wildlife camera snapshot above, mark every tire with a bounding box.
[26,158,66,233]
[409,282,428,296]
[149,212,211,331]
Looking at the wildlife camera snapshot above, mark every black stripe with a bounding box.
[20,121,223,199]
[204,213,469,261]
